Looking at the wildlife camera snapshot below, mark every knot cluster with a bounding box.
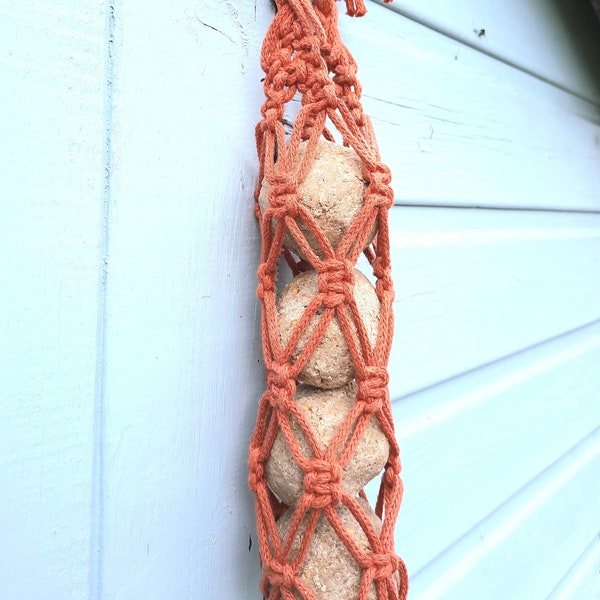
[318,258,355,307]
[303,459,343,508]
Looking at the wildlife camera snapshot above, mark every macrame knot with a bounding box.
[257,263,276,300]
[263,104,285,127]
[266,560,298,592]
[267,364,296,407]
[303,458,342,508]
[357,366,389,414]
[312,82,339,111]
[376,276,395,302]
[268,173,301,220]
[365,164,394,210]
[364,552,397,581]
[318,258,355,308]
[383,463,401,491]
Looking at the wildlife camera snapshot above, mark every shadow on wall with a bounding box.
[551,0,600,102]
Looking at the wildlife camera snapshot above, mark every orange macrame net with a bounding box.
[248,0,408,599]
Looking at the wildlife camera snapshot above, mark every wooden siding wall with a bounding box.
[1,0,599,598]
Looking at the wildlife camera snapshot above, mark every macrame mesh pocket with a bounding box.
[248,1,408,598]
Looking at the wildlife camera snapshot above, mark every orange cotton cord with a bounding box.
[249,1,408,598]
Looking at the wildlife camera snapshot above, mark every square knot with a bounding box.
[266,365,296,408]
[247,455,265,493]
[383,463,401,490]
[357,366,389,413]
[303,459,342,508]
[257,263,275,300]
[363,553,398,581]
[365,164,394,210]
[318,259,355,308]
[307,79,339,111]
[268,175,301,219]
[266,560,298,591]
[267,172,300,219]
[262,104,285,126]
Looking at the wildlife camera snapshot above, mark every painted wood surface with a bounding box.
[340,1,600,211]
[373,0,600,102]
[0,1,107,598]
[96,1,271,598]
[387,321,600,590]
[1,0,600,598]
[385,207,600,398]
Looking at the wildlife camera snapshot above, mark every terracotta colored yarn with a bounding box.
[248,0,408,599]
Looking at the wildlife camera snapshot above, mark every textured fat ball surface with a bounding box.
[266,383,389,506]
[258,138,376,260]
[277,268,380,389]
[275,498,392,600]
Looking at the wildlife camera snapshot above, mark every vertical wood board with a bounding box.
[0,1,107,598]
[98,1,271,598]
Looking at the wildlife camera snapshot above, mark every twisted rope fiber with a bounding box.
[249,1,408,598]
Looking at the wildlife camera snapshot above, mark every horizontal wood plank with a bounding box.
[336,2,600,211]
[409,427,600,599]
[547,534,600,600]
[370,0,600,103]
[383,206,600,398]
[378,320,600,579]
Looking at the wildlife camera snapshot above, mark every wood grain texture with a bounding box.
[97,1,271,598]
[338,1,600,211]
[0,1,107,598]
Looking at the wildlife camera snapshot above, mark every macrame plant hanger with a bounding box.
[248,0,408,598]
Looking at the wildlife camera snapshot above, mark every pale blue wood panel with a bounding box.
[386,320,600,592]
[338,1,600,211]
[0,1,107,598]
[410,428,600,599]
[385,207,600,399]
[372,0,600,102]
[98,1,271,598]
[548,535,600,600]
